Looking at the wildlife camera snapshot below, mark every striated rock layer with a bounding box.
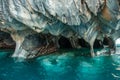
[0,0,120,59]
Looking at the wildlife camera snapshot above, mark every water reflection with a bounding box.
[0,49,120,80]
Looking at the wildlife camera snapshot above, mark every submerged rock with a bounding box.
[0,0,119,58]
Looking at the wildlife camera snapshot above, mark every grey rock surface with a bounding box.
[0,0,119,58]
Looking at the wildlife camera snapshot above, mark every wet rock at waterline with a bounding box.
[0,0,120,58]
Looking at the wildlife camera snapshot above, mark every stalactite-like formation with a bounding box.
[0,0,119,58]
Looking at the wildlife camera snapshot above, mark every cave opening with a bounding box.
[0,31,15,49]
[78,38,90,48]
[94,39,103,48]
[58,36,72,49]
[103,37,115,49]
[58,37,104,49]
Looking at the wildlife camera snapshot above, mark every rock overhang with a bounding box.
[0,0,119,59]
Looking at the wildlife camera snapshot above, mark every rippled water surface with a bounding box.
[0,49,120,80]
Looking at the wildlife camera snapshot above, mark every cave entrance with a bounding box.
[58,37,72,49]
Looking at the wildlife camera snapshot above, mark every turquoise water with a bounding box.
[0,49,120,80]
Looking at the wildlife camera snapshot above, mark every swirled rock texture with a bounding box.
[0,31,15,49]
[0,0,120,58]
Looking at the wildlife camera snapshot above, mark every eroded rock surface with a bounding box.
[0,0,120,58]
[0,31,15,49]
